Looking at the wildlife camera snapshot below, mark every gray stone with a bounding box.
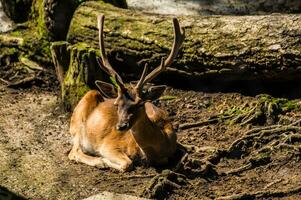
[83,191,150,200]
[0,1,14,33]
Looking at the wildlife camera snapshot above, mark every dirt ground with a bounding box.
[0,79,301,200]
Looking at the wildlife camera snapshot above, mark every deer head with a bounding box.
[95,14,185,132]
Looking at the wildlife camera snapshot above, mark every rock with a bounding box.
[0,1,14,33]
[83,191,149,200]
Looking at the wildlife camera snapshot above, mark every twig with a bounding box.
[179,118,218,130]
[263,179,283,189]
[0,78,9,85]
[245,125,282,135]
[223,163,252,176]
[229,125,301,153]
[179,114,236,130]
[20,57,49,72]
[7,75,44,88]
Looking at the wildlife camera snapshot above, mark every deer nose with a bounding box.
[116,122,129,131]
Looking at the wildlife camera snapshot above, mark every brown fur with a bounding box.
[68,90,177,172]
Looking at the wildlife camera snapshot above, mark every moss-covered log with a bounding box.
[67,1,301,83]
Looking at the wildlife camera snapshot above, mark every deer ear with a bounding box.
[95,80,118,98]
[142,85,166,101]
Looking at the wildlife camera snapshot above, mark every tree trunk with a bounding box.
[50,42,105,110]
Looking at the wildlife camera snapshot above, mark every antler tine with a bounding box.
[134,63,149,93]
[97,14,125,89]
[165,18,185,67]
[140,18,185,85]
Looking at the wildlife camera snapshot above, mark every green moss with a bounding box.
[257,94,301,112]
[29,0,47,37]
[221,94,301,126]
[60,43,100,110]
[223,106,243,116]
[159,95,177,101]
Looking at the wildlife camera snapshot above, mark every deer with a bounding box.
[68,14,185,172]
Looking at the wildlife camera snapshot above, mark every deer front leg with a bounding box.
[68,135,107,169]
[99,147,133,172]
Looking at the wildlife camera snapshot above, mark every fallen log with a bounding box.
[67,1,301,81]
[52,1,301,109]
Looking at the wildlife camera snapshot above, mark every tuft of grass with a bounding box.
[159,95,177,101]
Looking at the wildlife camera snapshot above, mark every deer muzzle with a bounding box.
[116,122,130,132]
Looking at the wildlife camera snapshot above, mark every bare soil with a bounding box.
[0,81,301,200]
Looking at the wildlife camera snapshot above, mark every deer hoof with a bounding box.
[120,162,133,172]
[94,158,108,169]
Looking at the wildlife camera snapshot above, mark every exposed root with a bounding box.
[179,115,234,130]
[180,95,301,131]
[263,179,283,189]
[227,121,301,159]
[216,184,301,200]
[7,74,45,88]
[140,170,187,199]
[141,145,224,199]
[179,118,218,130]
[177,148,227,179]
[222,95,301,126]
[223,163,252,175]
[143,110,301,199]
[0,78,9,85]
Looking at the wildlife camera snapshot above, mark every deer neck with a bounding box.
[130,106,159,151]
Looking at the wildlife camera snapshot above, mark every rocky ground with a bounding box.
[0,68,301,199]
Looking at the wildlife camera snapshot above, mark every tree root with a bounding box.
[179,118,219,130]
[7,75,45,88]
[140,145,225,199]
[140,170,187,199]
[227,120,301,159]
[142,117,301,199]
[179,115,234,130]
[222,95,301,126]
[179,95,301,131]
[216,184,301,200]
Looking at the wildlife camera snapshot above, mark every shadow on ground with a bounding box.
[0,186,25,200]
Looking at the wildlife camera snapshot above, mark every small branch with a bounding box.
[7,75,44,88]
[263,179,283,190]
[179,114,234,130]
[20,57,49,72]
[223,163,252,176]
[179,118,218,130]
[0,78,10,85]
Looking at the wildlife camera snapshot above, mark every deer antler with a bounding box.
[97,14,126,90]
[135,18,185,92]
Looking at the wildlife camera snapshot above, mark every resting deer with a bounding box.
[68,14,185,172]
